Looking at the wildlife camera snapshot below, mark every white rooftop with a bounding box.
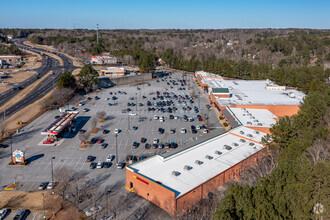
[228,107,278,128]
[202,78,305,105]
[128,127,266,198]
[196,71,221,78]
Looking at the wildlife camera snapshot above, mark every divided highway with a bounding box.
[0,40,77,120]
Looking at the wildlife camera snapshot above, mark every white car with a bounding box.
[129,112,138,116]
[105,97,110,100]
[196,125,201,130]
[160,117,164,122]
[174,116,179,119]
[203,129,208,133]
[114,129,119,134]
[181,128,186,133]
[106,154,113,162]
[78,102,84,106]
[154,115,159,120]
[153,139,159,144]
[96,161,104,169]
[0,208,8,219]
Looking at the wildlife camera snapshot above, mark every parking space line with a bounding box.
[74,157,82,170]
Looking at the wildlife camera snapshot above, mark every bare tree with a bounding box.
[96,111,106,121]
[0,120,7,139]
[53,166,74,197]
[44,192,63,218]
[305,138,330,164]
[90,117,98,130]
[78,132,90,145]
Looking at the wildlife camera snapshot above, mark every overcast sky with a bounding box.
[1,0,329,29]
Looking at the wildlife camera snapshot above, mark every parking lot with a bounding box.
[0,72,225,217]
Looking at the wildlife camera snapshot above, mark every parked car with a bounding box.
[103,162,111,168]
[117,162,125,169]
[140,137,147,143]
[106,154,113,162]
[86,155,93,162]
[47,181,57,190]
[90,162,97,169]
[153,139,159,144]
[101,143,108,149]
[181,128,187,133]
[145,143,151,149]
[103,129,110,134]
[0,208,9,220]
[97,138,104,144]
[96,161,104,169]
[114,129,119,134]
[133,142,139,148]
[38,182,48,190]
[13,209,29,220]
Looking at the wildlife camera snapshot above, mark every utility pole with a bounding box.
[96,24,99,45]
[128,114,130,131]
[51,157,55,183]
[115,134,118,165]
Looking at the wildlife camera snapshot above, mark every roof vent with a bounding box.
[184,165,193,171]
[195,160,203,165]
[232,142,239,146]
[240,139,246,143]
[254,130,260,134]
[205,155,213,160]
[172,171,181,176]
[239,131,244,134]
[215,150,222,155]
[223,145,232,150]
[247,134,253,138]
[249,142,255,146]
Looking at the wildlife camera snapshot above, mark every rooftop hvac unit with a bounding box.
[195,160,203,165]
[257,123,263,126]
[205,155,213,160]
[288,92,295,98]
[254,130,260,134]
[215,150,222,155]
[243,108,246,110]
[224,145,232,150]
[240,131,244,134]
[254,119,259,122]
[184,165,193,171]
[249,142,255,146]
[240,139,246,143]
[247,121,252,125]
[243,114,246,116]
[250,116,255,119]
[172,171,181,176]
[247,113,252,116]
[247,134,253,138]
[232,142,239,146]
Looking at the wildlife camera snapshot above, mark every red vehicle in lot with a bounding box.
[87,97,92,100]
[97,138,104,144]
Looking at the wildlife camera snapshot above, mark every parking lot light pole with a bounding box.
[51,157,55,183]
[42,193,46,219]
[128,114,130,130]
[135,93,137,111]
[115,134,118,165]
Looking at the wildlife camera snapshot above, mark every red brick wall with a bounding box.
[126,169,177,215]
[176,185,202,212]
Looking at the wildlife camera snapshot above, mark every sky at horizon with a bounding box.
[0,0,329,29]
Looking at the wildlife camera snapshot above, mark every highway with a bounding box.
[0,40,77,120]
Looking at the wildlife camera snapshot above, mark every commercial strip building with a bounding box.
[90,56,117,65]
[99,67,126,77]
[0,55,22,67]
[125,70,306,216]
[126,127,267,215]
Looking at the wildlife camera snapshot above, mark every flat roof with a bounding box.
[128,127,266,198]
[203,78,305,105]
[228,107,278,128]
[41,111,79,135]
[212,88,229,94]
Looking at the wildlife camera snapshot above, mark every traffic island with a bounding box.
[79,140,90,150]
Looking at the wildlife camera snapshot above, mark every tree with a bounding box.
[53,166,74,197]
[90,117,98,130]
[78,132,90,145]
[138,52,155,73]
[96,111,106,121]
[57,71,76,89]
[77,64,99,92]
